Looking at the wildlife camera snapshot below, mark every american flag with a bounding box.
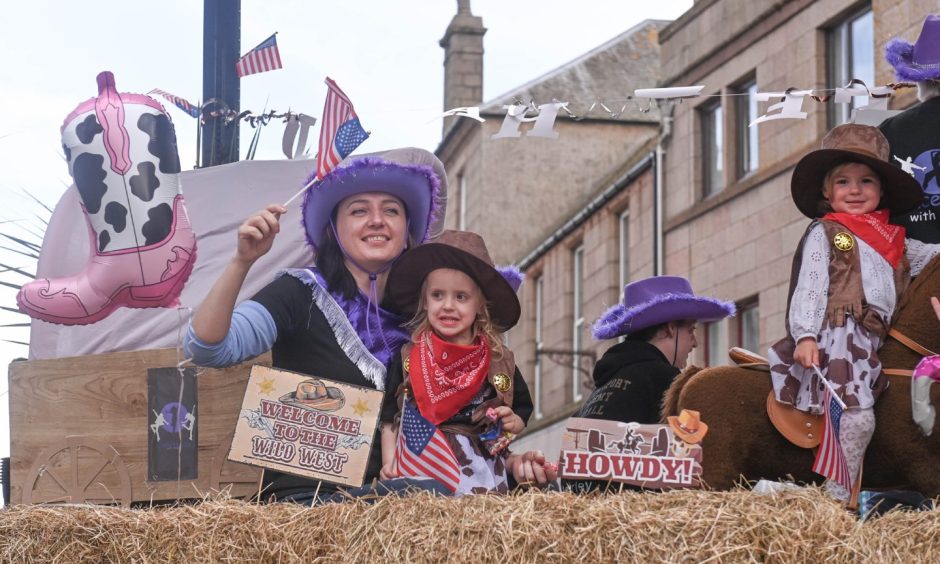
[236,34,283,78]
[812,384,852,491]
[395,401,460,493]
[316,77,369,179]
[148,89,200,118]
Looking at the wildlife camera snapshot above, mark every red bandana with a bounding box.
[823,209,906,268]
[409,330,491,426]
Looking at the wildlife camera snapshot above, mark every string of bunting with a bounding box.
[486,80,916,122]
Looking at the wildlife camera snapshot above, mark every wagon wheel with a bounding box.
[210,430,262,498]
[22,436,132,507]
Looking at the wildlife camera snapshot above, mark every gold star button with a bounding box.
[256,376,276,396]
[493,373,512,392]
[833,231,854,252]
[351,398,369,417]
[403,357,410,373]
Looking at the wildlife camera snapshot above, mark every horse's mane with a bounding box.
[661,365,703,420]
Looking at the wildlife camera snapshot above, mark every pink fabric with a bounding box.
[913,354,940,381]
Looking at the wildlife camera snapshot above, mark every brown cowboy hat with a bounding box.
[790,124,923,218]
[667,409,709,444]
[279,379,345,412]
[387,230,521,330]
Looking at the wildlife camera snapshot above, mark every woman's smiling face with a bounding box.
[334,192,408,272]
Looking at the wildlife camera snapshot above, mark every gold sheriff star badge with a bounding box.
[833,231,855,252]
[256,376,277,396]
[352,398,370,417]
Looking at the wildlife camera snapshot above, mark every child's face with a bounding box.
[423,268,484,345]
[823,162,883,215]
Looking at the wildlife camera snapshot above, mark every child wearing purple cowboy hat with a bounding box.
[563,276,734,494]
[768,124,940,502]
[378,230,557,495]
[185,147,448,503]
[880,14,940,243]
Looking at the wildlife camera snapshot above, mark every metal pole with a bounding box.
[202,0,241,167]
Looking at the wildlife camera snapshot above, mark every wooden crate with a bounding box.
[8,349,269,506]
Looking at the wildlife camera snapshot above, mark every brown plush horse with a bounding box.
[662,255,940,496]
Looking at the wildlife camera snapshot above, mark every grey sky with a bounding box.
[0,0,692,466]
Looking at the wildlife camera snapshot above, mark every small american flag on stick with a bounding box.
[395,400,460,493]
[316,77,369,179]
[236,34,283,78]
[148,89,200,118]
[811,367,852,491]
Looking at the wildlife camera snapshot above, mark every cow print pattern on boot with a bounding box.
[138,113,181,174]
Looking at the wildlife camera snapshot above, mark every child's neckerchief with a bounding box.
[409,329,491,425]
[823,209,905,268]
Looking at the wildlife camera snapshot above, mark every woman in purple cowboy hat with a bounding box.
[185,147,450,503]
[579,276,735,423]
[880,13,940,243]
[563,275,734,493]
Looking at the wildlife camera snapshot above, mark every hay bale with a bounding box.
[0,489,938,562]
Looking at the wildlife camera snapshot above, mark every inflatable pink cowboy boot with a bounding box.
[17,71,197,325]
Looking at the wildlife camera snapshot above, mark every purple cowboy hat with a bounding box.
[593,276,735,340]
[885,14,940,82]
[301,147,447,252]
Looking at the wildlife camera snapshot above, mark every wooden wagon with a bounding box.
[7,348,268,506]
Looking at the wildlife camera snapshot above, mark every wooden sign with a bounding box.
[229,365,383,488]
[559,417,703,490]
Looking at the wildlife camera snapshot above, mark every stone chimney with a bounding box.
[440,0,486,137]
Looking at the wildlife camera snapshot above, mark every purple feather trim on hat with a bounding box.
[496,265,524,292]
[300,156,443,252]
[885,38,940,82]
[592,292,736,341]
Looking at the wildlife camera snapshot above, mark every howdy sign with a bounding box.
[229,366,383,487]
[559,417,703,489]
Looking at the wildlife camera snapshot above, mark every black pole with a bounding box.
[1,457,9,506]
[202,0,240,167]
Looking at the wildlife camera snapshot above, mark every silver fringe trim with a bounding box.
[281,269,387,391]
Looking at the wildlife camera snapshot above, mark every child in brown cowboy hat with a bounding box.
[768,123,940,502]
[378,230,537,495]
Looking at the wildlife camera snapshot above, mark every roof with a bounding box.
[479,19,670,124]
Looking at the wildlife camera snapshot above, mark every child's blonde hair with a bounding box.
[406,276,506,360]
[818,160,884,215]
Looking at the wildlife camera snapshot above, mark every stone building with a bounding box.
[437,0,934,460]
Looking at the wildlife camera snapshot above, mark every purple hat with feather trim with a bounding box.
[301,147,447,252]
[885,14,940,82]
[593,276,735,340]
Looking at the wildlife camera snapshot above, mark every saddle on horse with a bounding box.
[729,347,822,447]
[728,346,862,506]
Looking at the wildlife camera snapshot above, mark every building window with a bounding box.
[572,246,585,402]
[735,300,760,353]
[534,275,544,420]
[828,7,874,127]
[701,100,724,197]
[704,319,729,366]
[735,78,759,179]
